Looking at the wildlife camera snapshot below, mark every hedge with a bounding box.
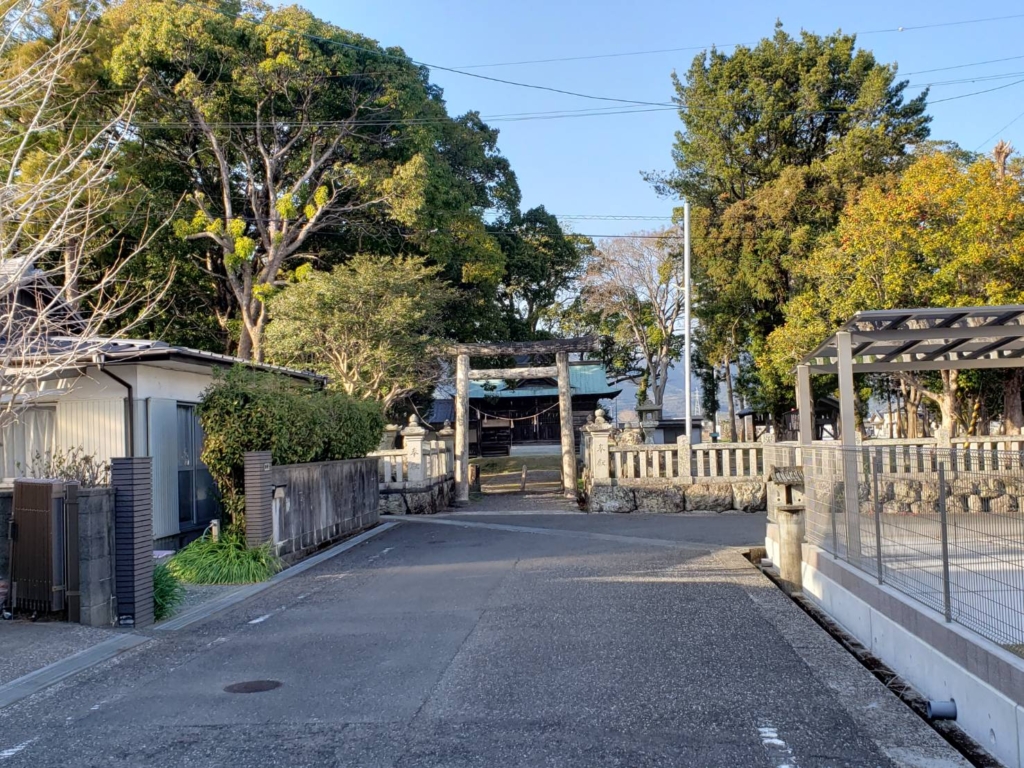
[197,366,384,528]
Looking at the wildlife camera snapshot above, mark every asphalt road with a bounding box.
[0,511,969,768]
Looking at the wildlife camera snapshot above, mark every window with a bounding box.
[0,406,56,480]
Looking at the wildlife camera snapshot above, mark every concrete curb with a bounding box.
[0,633,150,710]
[155,522,400,631]
[0,522,400,710]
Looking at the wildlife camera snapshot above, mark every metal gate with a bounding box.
[9,479,80,619]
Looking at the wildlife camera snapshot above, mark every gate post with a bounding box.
[455,353,470,503]
[112,457,154,628]
[556,352,577,497]
[402,415,427,485]
[244,451,273,548]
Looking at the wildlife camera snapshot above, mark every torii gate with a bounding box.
[451,336,603,502]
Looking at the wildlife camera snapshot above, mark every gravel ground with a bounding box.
[0,620,119,687]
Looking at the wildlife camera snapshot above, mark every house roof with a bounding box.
[0,255,44,288]
[469,362,620,399]
[32,337,326,383]
[801,306,1024,374]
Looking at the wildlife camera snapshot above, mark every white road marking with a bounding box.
[758,724,798,768]
[248,614,272,624]
[0,739,37,760]
[367,546,395,564]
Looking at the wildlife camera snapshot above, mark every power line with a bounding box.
[974,107,1024,150]
[929,77,1024,104]
[449,13,1024,70]
[901,54,1024,76]
[172,0,674,108]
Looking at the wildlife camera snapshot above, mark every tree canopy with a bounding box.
[652,23,931,423]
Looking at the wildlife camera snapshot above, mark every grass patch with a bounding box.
[168,532,282,585]
[471,455,562,475]
[153,562,185,621]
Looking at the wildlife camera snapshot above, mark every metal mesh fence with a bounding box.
[803,444,1024,650]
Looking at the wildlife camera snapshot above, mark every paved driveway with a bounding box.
[0,510,968,767]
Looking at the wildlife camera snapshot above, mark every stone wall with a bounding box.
[0,486,117,627]
[843,473,1024,516]
[78,488,117,627]
[380,477,455,516]
[587,480,767,514]
[267,456,379,562]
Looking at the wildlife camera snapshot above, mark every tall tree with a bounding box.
[766,149,1024,435]
[106,0,516,359]
[264,255,452,413]
[581,231,685,407]
[0,0,164,420]
[490,206,593,339]
[649,24,930,423]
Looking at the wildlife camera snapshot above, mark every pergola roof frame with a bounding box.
[801,306,1024,376]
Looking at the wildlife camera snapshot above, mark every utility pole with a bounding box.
[683,200,692,440]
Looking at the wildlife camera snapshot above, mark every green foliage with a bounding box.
[23,447,110,488]
[651,22,930,419]
[265,254,452,413]
[168,532,281,585]
[153,562,185,620]
[197,366,384,526]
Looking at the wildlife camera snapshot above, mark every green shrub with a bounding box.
[197,366,384,528]
[168,532,282,585]
[153,562,185,620]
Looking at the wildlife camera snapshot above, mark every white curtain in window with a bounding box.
[0,407,56,479]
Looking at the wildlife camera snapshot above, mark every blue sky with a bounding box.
[306,1,1024,236]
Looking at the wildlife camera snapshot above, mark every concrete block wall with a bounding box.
[77,488,117,627]
[245,453,380,562]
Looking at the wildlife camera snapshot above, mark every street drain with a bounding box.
[224,680,282,694]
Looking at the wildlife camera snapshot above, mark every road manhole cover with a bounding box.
[224,680,282,694]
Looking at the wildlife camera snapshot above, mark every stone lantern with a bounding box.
[637,397,663,444]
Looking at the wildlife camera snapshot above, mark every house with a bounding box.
[0,338,324,548]
[0,256,325,546]
[430,361,621,456]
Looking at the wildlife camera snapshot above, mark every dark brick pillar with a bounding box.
[244,451,273,547]
[112,457,153,628]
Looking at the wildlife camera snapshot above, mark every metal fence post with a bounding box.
[873,453,884,585]
[830,454,840,559]
[937,462,953,623]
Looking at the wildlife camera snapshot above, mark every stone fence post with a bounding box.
[402,415,427,485]
[777,504,805,593]
[438,420,455,478]
[677,432,692,482]
[588,409,613,480]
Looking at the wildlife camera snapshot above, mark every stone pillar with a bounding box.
[244,451,273,548]
[556,351,577,497]
[111,457,154,629]
[402,414,428,485]
[676,432,692,482]
[455,353,470,503]
[438,420,455,478]
[588,409,613,481]
[777,504,805,593]
[378,424,400,451]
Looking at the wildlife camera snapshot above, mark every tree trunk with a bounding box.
[1004,370,1024,435]
[938,369,959,437]
[723,353,737,442]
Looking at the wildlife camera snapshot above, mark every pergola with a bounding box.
[796,305,1024,551]
[450,337,602,502]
